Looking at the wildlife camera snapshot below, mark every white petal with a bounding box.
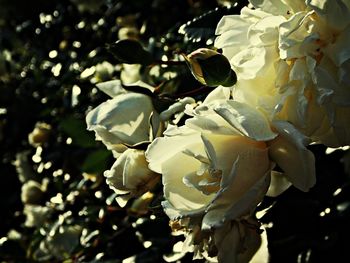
[214,220,263,263]
[186,113,239,135]
[96,80,126,98]
[162,150,214,213]
[214,101,277,141]
[269,121,316,191]
[307,0,350,31]
[202,143,270,228]
[323,27,350,67]
[249,0,290,15]
[266,171,292,197]
[86,93,153,147]
[250,227,269,263]
[145,126,199,173]
[203,86,231,104]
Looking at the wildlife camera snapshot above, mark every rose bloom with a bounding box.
[104,149,160,207]
[86,80,158,157]
[215,0,350,146]
[146,87,315,261]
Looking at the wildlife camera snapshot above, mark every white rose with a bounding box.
[34,224,82,261]
[146,97,315,261]
[104,149,160,207]
[21,180,45,205]
[86,81,158,157]
[215,0,350,146]
[23,204,52,228]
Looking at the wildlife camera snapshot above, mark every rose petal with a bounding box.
[249,0,290,15]
[86,93,154,149]
[96,80,126,98]
[214,101,277,141]
[307,0,350,31]
[145,126,199,173]
[269,121,316,191]
[266,171,292,197]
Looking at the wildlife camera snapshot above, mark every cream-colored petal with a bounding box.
[96,80,126,98]
[214,220,263,263]
[86,93,153,147]
[269,121,316,191]
[186,113,238,135]
[266,171,292,197]
[162,150,214,212]
[250,0,290,15]
[145,126,199,173]
[201,137,270,228]
[202,86,231,104]
[214,101,277,141]
[323,27,350,67]
[307,0,350,31]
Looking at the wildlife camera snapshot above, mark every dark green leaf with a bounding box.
[197,54,237,87]
[178,3,247,44]
[81,149,112,174]
[59,116,96,148]
[106,39,154,65]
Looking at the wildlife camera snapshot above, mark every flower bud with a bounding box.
[28,122,51,147]
[129,191,154,216]
[118,27,140,41]
[184,48,237,87]
[104,149,160,207]
[21,180,45,205]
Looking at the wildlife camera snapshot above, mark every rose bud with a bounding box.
[184,48,237,87]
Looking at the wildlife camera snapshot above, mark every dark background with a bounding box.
[0,0,349,262]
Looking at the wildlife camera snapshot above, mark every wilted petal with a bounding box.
[214,219,262,263]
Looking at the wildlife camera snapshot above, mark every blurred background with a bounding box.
[0,0,349,262]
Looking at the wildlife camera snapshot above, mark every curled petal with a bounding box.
[86,93,154,152]
[266,171,292,197]
[214,101,277,141]
[96,80,126,98]
[269,121,316,191]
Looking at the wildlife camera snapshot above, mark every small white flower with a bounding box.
[23,204,51,228]
[86,81,157,157]
[104,149,160,207]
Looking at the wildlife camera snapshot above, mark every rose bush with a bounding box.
[146,87,315,261]
[215,0,350,147]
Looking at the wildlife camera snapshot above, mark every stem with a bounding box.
[151,60,186,66]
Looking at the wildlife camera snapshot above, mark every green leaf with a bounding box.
[59,116,96,148]
[197,54,237,87]
[106,39,154,65]
[81,149,112,174]
[197,53,237,87]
